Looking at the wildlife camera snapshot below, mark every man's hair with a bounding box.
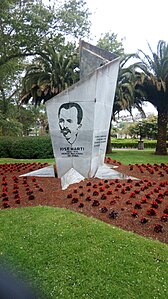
[58,102,83,124]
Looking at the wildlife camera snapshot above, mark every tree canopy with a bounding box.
[97,32,124,57]
[0,0,91,135]
[0,0,90,67]
[21,41,80,106]
[135,40,168,154]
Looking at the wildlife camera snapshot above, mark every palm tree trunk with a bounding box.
[155,109,168,155]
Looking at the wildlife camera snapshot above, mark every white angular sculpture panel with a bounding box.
[46,41,120,188]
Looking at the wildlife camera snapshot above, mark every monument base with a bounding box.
[20,164,138,189]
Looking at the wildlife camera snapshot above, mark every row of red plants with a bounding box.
[1,163,47,208]
[66,177,168,233]
[0,160,168,243]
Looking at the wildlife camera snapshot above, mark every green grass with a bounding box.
[0,206,168,299]
[108,149,168,164]
[112,138,157,143]
[1,149,167,165]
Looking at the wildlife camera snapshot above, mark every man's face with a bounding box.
[59,107,81,144]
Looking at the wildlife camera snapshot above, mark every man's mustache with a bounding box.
[60,128,71,135]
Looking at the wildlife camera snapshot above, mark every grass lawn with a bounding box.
[0,149,168,166]
[0,206,168,299]
[109,149,168,165]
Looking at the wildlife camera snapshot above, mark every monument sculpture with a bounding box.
[45,40,120,188]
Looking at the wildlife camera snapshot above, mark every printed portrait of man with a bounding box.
[58,102,83,145]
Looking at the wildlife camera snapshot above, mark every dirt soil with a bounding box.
[1,158,168,244]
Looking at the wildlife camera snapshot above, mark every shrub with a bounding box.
[111,139,168,149]
[0,137,13,157]
[8,136,53,159]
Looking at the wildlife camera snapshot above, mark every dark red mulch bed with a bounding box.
[1,159,168,244]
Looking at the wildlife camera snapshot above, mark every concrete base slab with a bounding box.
[20,164,138,182]
[20,165,55,177]
[95,164,138,180]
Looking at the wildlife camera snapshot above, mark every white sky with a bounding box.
[43,0,168,54]
[86,0,168,54]
[86,0,166,115]
[44,0,161,115]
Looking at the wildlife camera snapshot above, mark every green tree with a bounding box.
[136,40,168,155]
[96,33,126,152]
[0,0,90,67]
[54,0,91,38]
[141,115,158,140]
[0,100,23,136]
[0,0,90,135]
[126,118,158,140]
[97,32,124,56]
[20,41,80,105]
[0,0,55,135]
[0,58,24,135]
[96,33,146,152]
[109,56,144,152]
[0,0,54,67]
[16,104,48,136]
[113,57,141,118]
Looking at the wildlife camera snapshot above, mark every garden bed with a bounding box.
[1,159,168,244]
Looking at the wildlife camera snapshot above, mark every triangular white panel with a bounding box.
[46,42,120,189]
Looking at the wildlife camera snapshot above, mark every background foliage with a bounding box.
[0,136,167,159]
[0,0,167,155]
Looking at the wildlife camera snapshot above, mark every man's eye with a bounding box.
[67,119,73,123]
[59,119,64,123]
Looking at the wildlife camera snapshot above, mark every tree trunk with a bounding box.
[106,122,112,154]
[0,86,8,136]
[155,109,168,155]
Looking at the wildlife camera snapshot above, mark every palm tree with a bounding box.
[21,42,79,106]
[114,56,146,119]
[136,40,168,155]
[106,56,145,153]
